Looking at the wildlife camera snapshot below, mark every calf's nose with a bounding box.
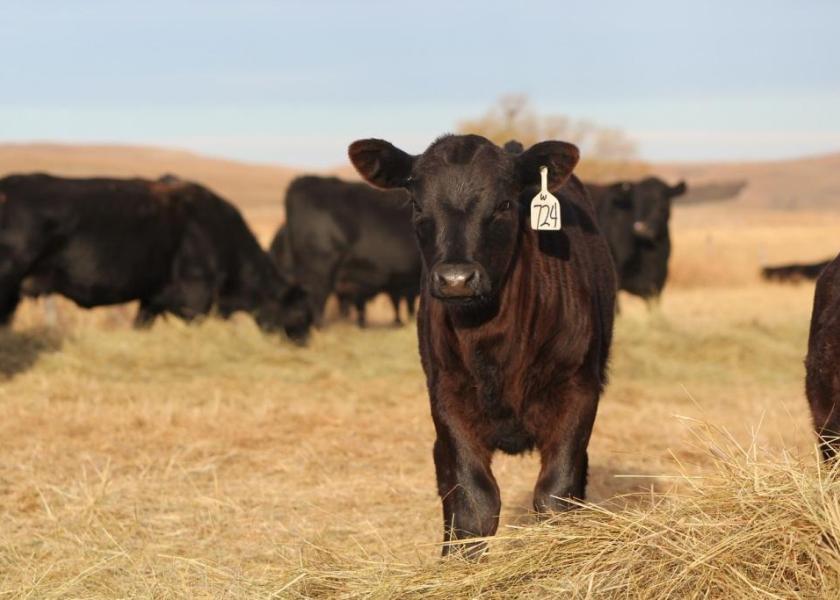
[432,263,481,298]
[633,221,655,240]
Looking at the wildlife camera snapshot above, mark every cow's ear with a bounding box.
[348,139,414,189]
[670,180,687,197]
[516,141,580,192]
[502,139,524,154]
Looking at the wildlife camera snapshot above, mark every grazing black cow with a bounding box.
[270,223,417,328]
[762,260,831,284]
[349,134,616,556]
[275,176,421,327]
[587,177,687,304]
[0,173,311,342]
[806,253,840,461]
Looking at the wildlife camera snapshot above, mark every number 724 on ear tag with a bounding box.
[530,165,561,231]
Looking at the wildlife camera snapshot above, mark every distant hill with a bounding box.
[1,144,838,222]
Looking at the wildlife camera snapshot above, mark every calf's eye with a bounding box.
[496,200,512,212]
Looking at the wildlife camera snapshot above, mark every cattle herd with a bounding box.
[0,174,312,341]
[0,134,838,555]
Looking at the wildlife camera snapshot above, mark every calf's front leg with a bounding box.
[432,417,500,557]
[531,385,598,515]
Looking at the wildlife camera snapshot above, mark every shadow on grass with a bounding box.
[506,461,672,527]
[0,327,63,379]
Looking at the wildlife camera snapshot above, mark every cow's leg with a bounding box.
[0,251,24,326]
[645,294,662,313]
[388,292,403,326]
[531,385,598,515]
[0,264,23,327]
[807,350,840,462]
[133,301,160,329]
[406,292,417,319]
[354,298,367,328]
[433,420,500,557]
[337,294,352,319]
[0,284,21,327]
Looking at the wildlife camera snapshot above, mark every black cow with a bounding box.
[588,177,687,304]
[501,141,685,305]
[270,223,417,328]
[806,253,840,461]
[762,260,832,284]
[276,175,421,327]
[350,134,616,556]
[332,256,419,327]
[0,173,311,342]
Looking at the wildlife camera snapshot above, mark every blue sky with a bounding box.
[2,0,839,166]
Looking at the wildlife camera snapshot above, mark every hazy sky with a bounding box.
[2,0,839,166]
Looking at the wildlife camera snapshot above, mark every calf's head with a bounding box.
[349,134,578,306]
[629,178,687,241]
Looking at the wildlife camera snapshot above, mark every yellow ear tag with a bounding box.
[530,166,561,231]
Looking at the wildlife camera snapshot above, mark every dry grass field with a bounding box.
[1,146,840,597]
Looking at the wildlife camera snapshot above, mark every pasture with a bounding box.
[2,201,840,598]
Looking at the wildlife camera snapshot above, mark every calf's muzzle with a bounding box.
[633,221,656,241]
[432,262,486,299]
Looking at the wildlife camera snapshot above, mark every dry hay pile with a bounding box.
[285,427,840,599]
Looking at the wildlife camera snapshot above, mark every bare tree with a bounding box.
[457,95,647,181]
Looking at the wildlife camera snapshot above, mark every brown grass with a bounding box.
[1,146,839,597]
[667,205,840,288]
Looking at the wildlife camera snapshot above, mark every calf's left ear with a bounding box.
[348,139,414,189]
[671,181,688,197]
[516,141,580,192]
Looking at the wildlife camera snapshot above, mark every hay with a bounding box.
[286,427,840,598]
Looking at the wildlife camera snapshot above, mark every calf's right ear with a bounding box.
[348,139,414,189]
[516,141,580,192]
